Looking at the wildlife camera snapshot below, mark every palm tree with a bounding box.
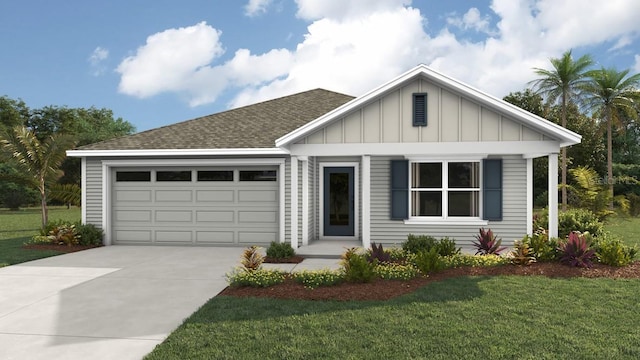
[530,50,594,211]
[582,67,640,208]
[0,126,76,229]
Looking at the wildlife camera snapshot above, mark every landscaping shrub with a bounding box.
[442,254,509,268]
[75,223,103,246]
[402,234,461,256]
[47,223,80,246]
[472,228,506,255]
[240,246,264,271]
[403,234,437,254]
[266,241,295,259]
[510,240,536,266]
[437,237,461,257]
[412,248,445,274]
[588,233,638,267]
[368,242,391,263]
[226,268,286,287]
[521,232,559,262]
[292,269,344,289]
[40,219,72,236]
[558,232,596,268]
[534,208,605,238]
[341,248,376,283]
[374,263,419,280]
[625,193,640,217]
[386,247,408,262]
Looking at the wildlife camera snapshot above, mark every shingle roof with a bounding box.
[78,89,354,150]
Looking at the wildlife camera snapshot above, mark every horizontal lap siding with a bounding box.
[85,158,103,228]
[370,155,526,248]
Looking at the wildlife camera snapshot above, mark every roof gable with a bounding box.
[77,89,353,151]
[276,64,581,147]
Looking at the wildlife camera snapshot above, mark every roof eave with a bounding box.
[66,148,290,158]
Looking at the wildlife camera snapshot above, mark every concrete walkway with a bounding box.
[0,246,344,360]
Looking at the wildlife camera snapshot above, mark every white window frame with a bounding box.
[405,158,488,226]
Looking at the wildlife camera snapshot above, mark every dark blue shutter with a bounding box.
[390,160,409,220]
[483,159,502,221]
[413,93,427,126]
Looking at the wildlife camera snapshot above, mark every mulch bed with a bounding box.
[22,244,103,253]
[219,261,640,301]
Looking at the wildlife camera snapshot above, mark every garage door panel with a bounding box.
[238,190,277,202]
[112,166,279,245]
[238,211,277,223]
[238,231,276,243]
[196,211,234,222]
[116,190,151,202]
[155,210,192,223]
[115,210,152,222]
[155,231,193,243]
[196,190,234,202]
[196,231,235,244]
[155,190,192,202]
[115,230,152,242]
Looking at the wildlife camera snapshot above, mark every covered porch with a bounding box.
[287,153,561,250]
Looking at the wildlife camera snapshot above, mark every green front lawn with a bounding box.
[0,206,81,266]
[146,276,640,360]
[605,215,640,248]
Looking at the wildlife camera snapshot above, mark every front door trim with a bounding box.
[319,162,359,240]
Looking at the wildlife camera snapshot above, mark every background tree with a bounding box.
[582,67,640,207]
[0,97,135,209]
[530,50,594,211]
[0,126,76,228]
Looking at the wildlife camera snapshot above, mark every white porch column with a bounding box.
[290,156,299,249]
[548,153,558,238]
[81,157,87,224]
[362,155,371,249]
[300,156,309,246]
[526,158,533,235]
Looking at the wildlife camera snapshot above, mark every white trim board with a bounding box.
[100,157,286,246]
[68,148,289,157]
[318,162,360,240]
[289,141,561,157]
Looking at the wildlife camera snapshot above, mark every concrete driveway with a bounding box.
[0,246,244,360]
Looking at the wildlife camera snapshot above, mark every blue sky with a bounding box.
[2,0,639,132]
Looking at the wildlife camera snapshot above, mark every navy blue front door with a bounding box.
[323,167,354,236]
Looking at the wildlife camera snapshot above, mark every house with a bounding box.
[67,64,580,249]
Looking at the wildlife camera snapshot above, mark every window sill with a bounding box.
[403,219,489,226]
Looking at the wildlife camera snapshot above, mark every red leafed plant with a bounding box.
[558,232,596,268]
[472,228,506,255]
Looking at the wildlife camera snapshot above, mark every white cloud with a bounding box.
[88,47,109,76]
[244,0,273,17]
[295,0,411,20]
[116,0,640,111]
[116,22,224,99]
[447,8,493,34]
[634,55,640,73]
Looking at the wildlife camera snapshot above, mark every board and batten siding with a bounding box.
[370,155,527,248]
[297,78,546,145]
[85,158,103,228]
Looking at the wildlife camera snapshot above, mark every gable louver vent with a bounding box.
[412,93,427,126]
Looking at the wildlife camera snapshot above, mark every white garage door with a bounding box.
[111,167,279,245]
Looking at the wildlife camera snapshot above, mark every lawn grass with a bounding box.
[145,275,640,360]
[604,215,640,248]
[0,206,81,266]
